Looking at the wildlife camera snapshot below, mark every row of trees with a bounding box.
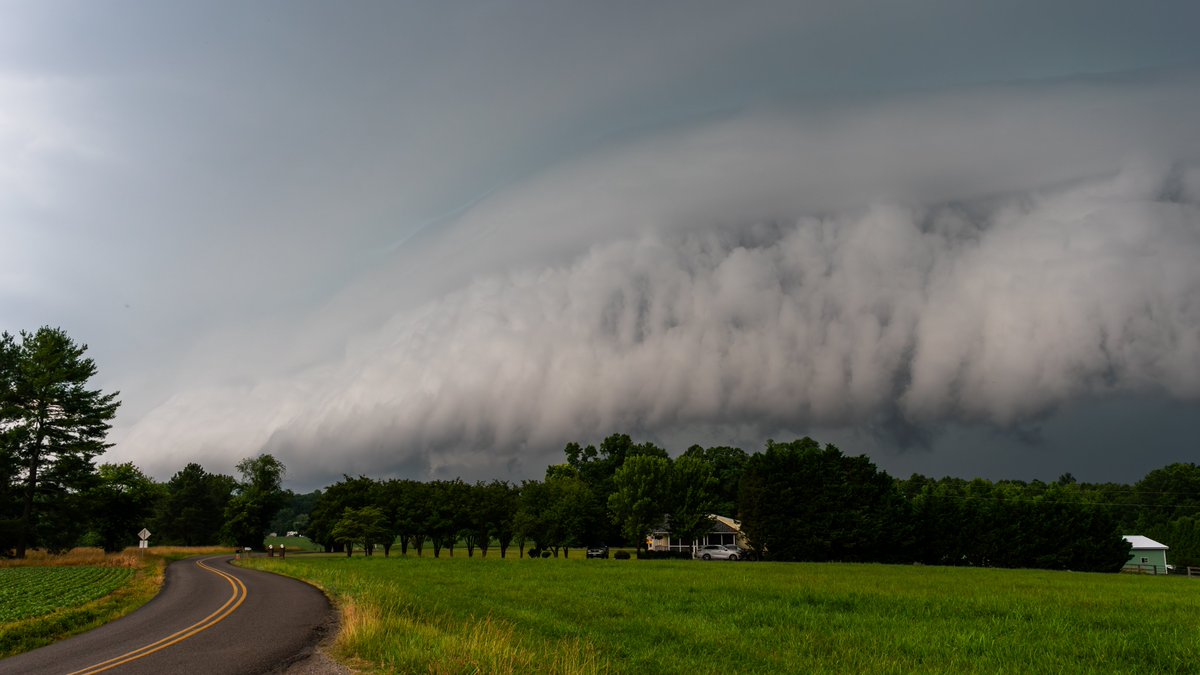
[295,434,749,559]
[741,439,1132,571]
[0,453,287,557]
[304,444,736,559]
[896,463,1200,570]
[4,327,1198,572]
[299,436,1188,573]
[308,477,516,557]
[294,434,747,558]
[1,327,291,557]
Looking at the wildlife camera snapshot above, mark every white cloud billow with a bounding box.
[123,163,1200,481]
[113,72,1200,483]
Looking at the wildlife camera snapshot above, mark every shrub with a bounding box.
[614,550,631,560]
[637,550,692,560]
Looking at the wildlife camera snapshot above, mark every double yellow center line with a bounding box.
[67,556,248,675]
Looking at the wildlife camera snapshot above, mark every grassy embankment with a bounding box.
[240,554,1200,674]
[263,534,325,551]
[0,546,227,658]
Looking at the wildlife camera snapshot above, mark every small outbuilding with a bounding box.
[1122,535,1169,575]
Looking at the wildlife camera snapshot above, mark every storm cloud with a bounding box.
[4,2,1199,487]
[116,73,1200,486]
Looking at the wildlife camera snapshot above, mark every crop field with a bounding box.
[240,555,1200,674]
[0,567,135,623]
[0,547,225,658]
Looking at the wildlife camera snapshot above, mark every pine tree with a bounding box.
[0,327,120,558]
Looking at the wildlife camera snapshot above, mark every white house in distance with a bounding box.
[647,514,746,553]
[1122,535,1169,575]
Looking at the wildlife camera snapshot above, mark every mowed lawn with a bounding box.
[240,555,1200,673]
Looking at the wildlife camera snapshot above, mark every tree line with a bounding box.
[4,327,1199,571]
[295,436,1199,573]
[1,327,287,557]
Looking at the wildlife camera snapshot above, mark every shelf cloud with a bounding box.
[114,71,1200,486]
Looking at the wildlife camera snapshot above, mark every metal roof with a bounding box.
[710,519,738,534]
[1123,535,1168,550]
[650,514,741,535]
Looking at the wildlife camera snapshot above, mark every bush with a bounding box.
[614,550,631,560]
[527,547,541,558]
[637,550,692,560]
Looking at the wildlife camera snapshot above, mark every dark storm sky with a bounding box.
[2,1,1198,488]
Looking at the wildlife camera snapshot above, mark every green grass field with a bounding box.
[263,534,325,551]
[239,555,1200,673]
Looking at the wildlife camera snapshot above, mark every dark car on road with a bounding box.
[586,545,609,559]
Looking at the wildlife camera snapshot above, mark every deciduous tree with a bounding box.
[223,454,287,549]
[152,463,236,546]
[482,479,519,558]
[308,475,376,552]
[667,455,718,552]
[681,444,747,517]
[86,462,163,552]
[430,479,471,557]
[608,454,671,552]
[740,438,905,562]
[565,433,669,546]
[331,506,392,556]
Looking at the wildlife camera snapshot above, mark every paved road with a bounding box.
[0,555,334,675]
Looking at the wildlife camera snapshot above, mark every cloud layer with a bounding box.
[8,4,1198,486]
[116,72,1200,485]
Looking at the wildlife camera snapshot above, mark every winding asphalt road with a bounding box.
[0,555,334,675]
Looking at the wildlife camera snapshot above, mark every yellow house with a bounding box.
[646,514,747,553]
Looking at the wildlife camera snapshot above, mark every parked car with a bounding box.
[586,545,609,559]
[694,544,739,561]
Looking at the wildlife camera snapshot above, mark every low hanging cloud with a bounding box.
[113,72,1200,485]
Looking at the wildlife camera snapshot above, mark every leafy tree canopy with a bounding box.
[608,454,672,551]
[223,454,287,549]
[152,463,236,546]
[86,462,163,552]
[331,506,391,556]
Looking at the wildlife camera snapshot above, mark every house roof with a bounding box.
[650,514,741,535]
[712,515,742,532]
[1123,535,1168,550]
[710,519,738,534]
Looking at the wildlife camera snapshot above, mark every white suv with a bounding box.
[694,544,739,561]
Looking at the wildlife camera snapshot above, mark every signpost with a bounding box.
[138,528,151,550]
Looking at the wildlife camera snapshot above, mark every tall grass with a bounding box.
[0,547,140,568]
[241,555,1200,674]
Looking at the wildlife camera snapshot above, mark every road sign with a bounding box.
[138,528,151,541]
[139,540,148,549]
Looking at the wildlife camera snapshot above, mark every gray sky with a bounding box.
[2,1,1198,490]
